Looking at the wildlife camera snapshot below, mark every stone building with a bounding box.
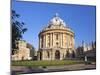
[76,41,96,61]
[38,13,75,60]
[12,40,32,60]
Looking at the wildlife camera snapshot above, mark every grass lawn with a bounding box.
[12,60,85,67]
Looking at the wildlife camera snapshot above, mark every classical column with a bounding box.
[60,33,62,47]
[72,36,74,49]
[66,34,68,48]
[69,36,71,48]
[50,49,53,60]
[70,36,72,48]
[38,36,40,48]
[39,36,41,48]
[68,36,70,48]
[43,35,46,48]
[52,33,53,47]
[45,35,46,48]
[43,35,45,48]
[50,33,52,47]
[62,33,63,47]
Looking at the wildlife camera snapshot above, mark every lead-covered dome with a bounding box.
[49,13,66,26]
[40,13,74,33]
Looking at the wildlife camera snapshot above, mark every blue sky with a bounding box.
[12,1,96,49]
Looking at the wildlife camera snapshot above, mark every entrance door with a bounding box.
[40,51,42,60]
[55,50,60,60]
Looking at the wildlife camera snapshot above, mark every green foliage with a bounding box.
[76,46,84,59]
[12,10,27,53]
[12,60,84,67]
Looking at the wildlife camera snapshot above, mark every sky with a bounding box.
[12,0,96,49]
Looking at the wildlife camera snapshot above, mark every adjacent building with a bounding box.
[76,41,96,61]
[12,40,32,60]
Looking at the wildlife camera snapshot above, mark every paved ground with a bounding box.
[11,64,96,75]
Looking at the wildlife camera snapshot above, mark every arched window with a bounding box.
[56,42,59,47]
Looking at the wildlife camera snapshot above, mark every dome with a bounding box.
[40,13,74,33]
[49,13,66,26]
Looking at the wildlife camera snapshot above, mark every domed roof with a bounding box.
[49,13,66,26]
[40,13,74,33]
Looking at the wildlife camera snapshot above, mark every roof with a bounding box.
[40,13,74,33]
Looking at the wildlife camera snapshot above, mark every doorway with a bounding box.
[55,50,60,60]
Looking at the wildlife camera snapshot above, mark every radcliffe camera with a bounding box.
[11,0,96,75]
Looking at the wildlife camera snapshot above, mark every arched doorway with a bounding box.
[66,50,70,58]
[55,50,60,60]
[40,51,42,60]
[47,51,50,58]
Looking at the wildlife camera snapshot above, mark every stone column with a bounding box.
[69,36,70,48]
[45,35,46,48]
[50,49,53,60]
[42,35,44,48]
[38,37,40,48]
[50,33,52,47]
[52,33,54,47]
[44,35,46,48]
[40,37,41,48]
[38,52,40,60]
[62,33,63,48]
[60,33,62,47]
[66,34,67,48]
[69,36,72,48]
[45,34,47,48]
[68,36,70,48]
[60,50,62,60]
[72,36,74,49]
[52,49,55,60]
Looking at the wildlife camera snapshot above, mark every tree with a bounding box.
[76,46,84,59]
[12,10,27,54]
[72,50,75,58]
